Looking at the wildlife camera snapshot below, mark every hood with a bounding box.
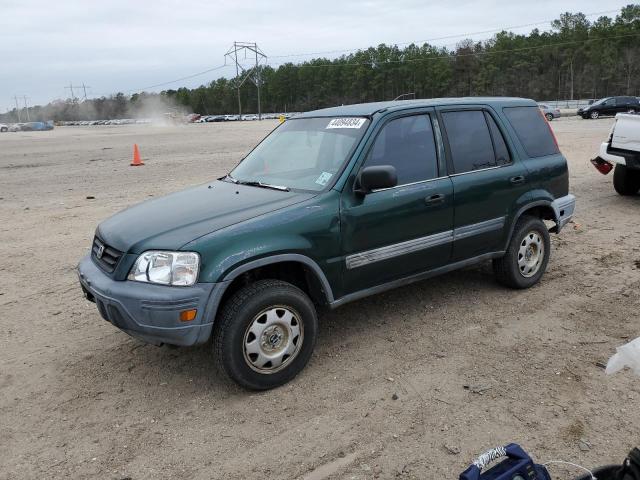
[97,180,314,253]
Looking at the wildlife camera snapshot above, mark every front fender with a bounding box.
[183,191,343,294]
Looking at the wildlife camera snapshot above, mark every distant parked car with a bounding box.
[578,96,640,119]
[27,121,54,131]
[0,123,8,132]
[538,104,561,121]
[241,114,259,121]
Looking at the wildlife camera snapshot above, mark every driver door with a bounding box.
[340,110,454,294]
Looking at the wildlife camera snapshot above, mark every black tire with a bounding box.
[613,164,640,196]
[545,113,554,121]
[214,279,318,390]
[0,127,7,133]
[590,110,599,119]
[493,216,551,289]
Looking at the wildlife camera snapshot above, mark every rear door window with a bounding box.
[485,113,511,166]
[503,106,559,158]
[441,110,496,173]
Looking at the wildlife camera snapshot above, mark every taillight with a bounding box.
[539,108,560,151]
[590,157,613,175]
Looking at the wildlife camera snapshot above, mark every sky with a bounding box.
[0,0,632,111]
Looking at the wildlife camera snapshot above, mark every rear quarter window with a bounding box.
[503,106,559,158]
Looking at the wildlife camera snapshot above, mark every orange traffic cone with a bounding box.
[130,144,144,166]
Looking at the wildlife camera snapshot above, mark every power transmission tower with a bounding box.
[225,42,267,119]
[64,83,91,101]
[13,96,21,122]
[65,82,77,101]
[81,83,91,101]
[21,96,30,121]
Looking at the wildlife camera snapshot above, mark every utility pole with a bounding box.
[224,42,267,119]
[13,96,21,122]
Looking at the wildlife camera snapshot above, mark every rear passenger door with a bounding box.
[618,97,639,113]
[438,107,530,261]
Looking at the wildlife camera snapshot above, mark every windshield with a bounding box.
[592,97,611,106]
[229,117,370,192]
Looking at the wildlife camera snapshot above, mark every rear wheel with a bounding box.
[545,113,554,121]
[590,111,600,119]
[493,216,550,289]
[0,127,7,132]
[613,164,640,196]
[214,279,318,390]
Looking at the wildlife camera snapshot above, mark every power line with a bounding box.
[268,8,623,59]
[124,64,230,93]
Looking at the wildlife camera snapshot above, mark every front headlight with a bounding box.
[128,251,200,286]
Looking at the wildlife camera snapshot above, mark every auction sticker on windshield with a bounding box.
[326,118,367,129]
[315,172,333,186]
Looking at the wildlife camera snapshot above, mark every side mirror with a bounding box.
[355,165,398,194]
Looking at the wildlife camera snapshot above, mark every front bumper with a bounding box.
[551,194,576,232]
[78,254,222,346]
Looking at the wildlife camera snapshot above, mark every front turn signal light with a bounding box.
[179,309,197,322]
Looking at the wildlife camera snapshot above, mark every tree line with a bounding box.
[3,4,639,123]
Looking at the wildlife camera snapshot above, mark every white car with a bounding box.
[591,112,640,195]
[0,123,8,132]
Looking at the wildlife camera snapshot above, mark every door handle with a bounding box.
[510,175,525,185]
[424,193,445,206]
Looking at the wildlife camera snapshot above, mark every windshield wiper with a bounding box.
[237,180,290,192]
[223,174,239,184]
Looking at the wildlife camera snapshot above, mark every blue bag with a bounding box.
[460,443,551,480]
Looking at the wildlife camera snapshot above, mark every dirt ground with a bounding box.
[1,118,638,480]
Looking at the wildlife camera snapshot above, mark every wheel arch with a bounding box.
[209,254,335,325]
[503,201,559,251]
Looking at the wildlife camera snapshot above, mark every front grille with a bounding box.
[91,236,122,273]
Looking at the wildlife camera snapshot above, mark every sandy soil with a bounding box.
[1,118,638,480]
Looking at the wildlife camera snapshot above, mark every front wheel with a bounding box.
[493,216,551,289]
[214,279,318,390]
[0,127,7,133]
[545,113,554,121]
[613,164,640,196]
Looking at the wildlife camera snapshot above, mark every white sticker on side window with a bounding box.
[326,118,366,129]
[315,172,333,186]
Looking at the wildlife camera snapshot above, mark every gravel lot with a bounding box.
[1,118,638,480]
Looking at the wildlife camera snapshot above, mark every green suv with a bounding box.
[78,97,575,389]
